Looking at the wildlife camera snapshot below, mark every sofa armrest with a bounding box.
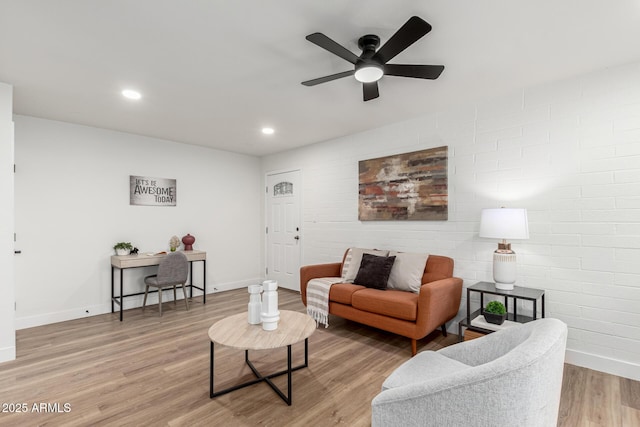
[299,262,342,305]
[415,277,463,335]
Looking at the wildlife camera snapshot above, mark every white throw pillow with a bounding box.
[341,248,354,280]
[387,251,429,293]
[342,247,389,282]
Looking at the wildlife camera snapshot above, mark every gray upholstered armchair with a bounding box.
[371,318,568,427]
[142,251,189,316]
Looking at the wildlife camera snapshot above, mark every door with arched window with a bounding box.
[265,170,301,291]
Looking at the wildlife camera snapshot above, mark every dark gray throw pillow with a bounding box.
[354,253,396,290]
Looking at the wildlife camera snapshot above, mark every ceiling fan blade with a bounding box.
[384,64,444,79]
[306,33,360,64]
[301,70,354,86]
[363,82,379,101]
[373,16,432,64]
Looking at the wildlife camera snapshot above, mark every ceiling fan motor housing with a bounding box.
[355,34,384,82]
[358,34,381,58]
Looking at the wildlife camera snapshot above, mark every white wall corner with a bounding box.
[0,346,16,364]
[0,81,16,364]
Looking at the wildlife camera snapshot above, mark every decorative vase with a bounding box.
[115,248,130,256]
[248,285,263,324]
[260,280,280,331]
[182,233,195,251]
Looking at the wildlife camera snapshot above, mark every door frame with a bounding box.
[264,168,303,292]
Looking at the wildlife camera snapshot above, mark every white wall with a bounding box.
[0,82,16,362]
[262,61,640,380]
[14,116,263,328]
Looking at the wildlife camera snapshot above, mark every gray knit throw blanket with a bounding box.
[306,277,343,328]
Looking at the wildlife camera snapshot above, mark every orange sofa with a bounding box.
[300,250,463,356]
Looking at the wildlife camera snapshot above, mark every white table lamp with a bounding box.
[479,208,529,290]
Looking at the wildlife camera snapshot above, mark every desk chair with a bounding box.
[142,251,189,316]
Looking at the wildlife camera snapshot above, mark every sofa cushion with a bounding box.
[387,251,429,293]
[342,248,389,282]
[351,288,419,321]
[354,254,396,290]
[381,351,470,391]
[329,283,367,304]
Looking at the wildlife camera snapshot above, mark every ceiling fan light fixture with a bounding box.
[354,65,383,83]
[122,89,142,100]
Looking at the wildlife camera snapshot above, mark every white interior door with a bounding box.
[266,170,301,292]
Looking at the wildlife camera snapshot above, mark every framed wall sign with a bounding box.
[130,175,177,206]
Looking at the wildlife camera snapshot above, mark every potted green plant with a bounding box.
[113,242,133,256]
[483,301,507,325]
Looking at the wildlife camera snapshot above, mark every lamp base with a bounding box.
[494,282,515,291]
[493,251,517,290]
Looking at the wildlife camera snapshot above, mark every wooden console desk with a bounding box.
[111,250,207,321]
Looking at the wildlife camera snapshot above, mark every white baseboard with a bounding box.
[15,278,264,330]
[16,304,108,330]
[0,345,16,363]
[209,278,263,293]
[565,349,640,381]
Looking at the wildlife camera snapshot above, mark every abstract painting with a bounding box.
[358,146,448,221]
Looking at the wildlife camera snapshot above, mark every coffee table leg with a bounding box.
[287,345,292,405]
[210,341,308,405]
[210,341,215,398]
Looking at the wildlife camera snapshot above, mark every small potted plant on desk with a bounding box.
[113,242,133,256]
[483,301,507,325]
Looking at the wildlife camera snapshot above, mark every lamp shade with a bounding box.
[479,208,529,240]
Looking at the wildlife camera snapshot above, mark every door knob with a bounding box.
[294,236,300,240]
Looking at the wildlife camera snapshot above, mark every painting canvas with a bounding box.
[358,146,448,221]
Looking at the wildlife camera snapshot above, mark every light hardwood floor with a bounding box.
[0,288,638,426]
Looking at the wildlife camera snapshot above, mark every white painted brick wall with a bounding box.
[262,60,640,379]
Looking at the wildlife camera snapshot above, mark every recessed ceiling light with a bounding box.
[262,127,275,135]
[122,89,142,100]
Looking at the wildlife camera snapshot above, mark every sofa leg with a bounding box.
[441,324,447,337]
[411,339,417,357]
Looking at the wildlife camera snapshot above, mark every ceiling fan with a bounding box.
[301,16,444,101]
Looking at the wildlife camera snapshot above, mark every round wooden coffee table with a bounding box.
[208,310,316,405]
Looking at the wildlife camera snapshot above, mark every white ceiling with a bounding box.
[2,1,640,156]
